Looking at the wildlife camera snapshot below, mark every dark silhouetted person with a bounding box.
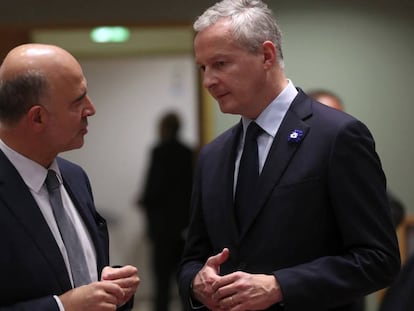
[139,112,193,311]
[377,191,409,311]
[379,250,414,311]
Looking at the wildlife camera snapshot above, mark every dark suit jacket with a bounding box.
[0,152,131,310]
[177,90,400,311]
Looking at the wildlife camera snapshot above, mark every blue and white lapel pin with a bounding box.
[288,129,303,143]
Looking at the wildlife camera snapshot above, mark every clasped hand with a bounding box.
[192,248,282,311]
[60,265,140,311]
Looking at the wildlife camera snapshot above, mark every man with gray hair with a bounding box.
[177,1,400,311]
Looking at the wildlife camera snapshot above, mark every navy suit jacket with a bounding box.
[177,90,400,311]
[0,152,128,310]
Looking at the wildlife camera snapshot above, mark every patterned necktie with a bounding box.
[234,122,262,231]
[45,169,91,287]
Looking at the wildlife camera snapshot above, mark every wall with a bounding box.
[61,55,198,305]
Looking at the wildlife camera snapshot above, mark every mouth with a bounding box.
[214,92,229,101]
[80,119,89,134]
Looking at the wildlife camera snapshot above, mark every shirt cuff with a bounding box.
[53,295,65,311]
[189,280,205,310]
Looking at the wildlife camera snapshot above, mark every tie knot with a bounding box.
[45,170,60,191]
[245,122,262,141]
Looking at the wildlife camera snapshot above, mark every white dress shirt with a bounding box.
[234,80,298,193]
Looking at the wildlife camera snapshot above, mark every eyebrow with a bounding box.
[73,90,87,103]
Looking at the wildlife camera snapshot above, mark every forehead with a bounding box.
[194,20,245,62]
[195,19,232,46]
[48,60,86,87]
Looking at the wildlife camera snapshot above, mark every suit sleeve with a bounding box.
[274,120,400,309]
[0,296,59,311]
[177,148,213,310]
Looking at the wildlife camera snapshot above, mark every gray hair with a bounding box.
[0,70,48,126]
[194,0,284,67]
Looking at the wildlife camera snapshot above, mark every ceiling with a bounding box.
[0,0,217,27]
[31,26,194,57]
[1,0,413,28]
[1,0,413,58]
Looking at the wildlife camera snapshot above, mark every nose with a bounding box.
[83,95,96,116]
[202,67,217,89]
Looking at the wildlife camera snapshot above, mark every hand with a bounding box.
[212,272,283,311]
[59,281,124,311]
[101,265,140,306]
[192,248,230,310]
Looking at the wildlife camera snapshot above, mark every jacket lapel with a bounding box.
[238,91,312,240]
[0,150,72,290]
[58,159,108,274]
[208,122,242,249]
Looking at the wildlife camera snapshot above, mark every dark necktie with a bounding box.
[234,122,262,231]
[45,169,91,287]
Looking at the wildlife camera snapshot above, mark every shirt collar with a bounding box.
[0,139,61,193]
[241,79,298,137]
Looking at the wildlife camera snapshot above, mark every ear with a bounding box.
[27,105,48,132]
[262,41,277,69]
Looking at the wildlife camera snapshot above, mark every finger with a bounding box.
[212,271,240,294]
[222,295,237,309]
[106,273,140,289]
[99,281,125,303]
[101,265,138,281]
[206,248,230,270]
[101,266,112,281]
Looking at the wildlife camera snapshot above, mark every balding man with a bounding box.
[0,44,140,310]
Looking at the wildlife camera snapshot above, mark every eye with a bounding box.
[216,61,225,68]
[199,65,206,72]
